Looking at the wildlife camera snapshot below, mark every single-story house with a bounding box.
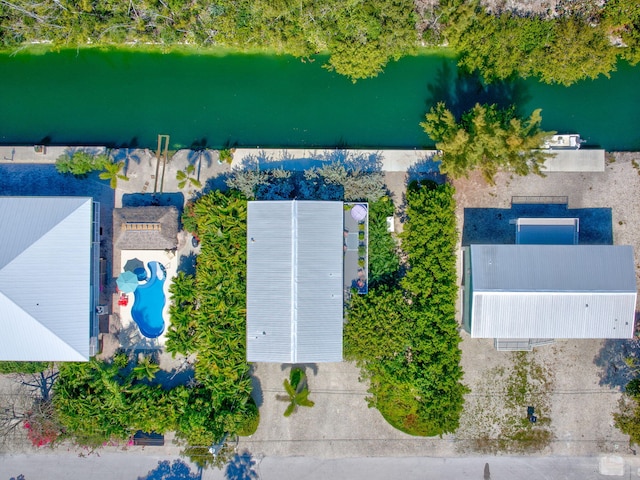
[246,200,344,363]
[464,244,637,339]
[0,196,99,361]
[462,217,637,350]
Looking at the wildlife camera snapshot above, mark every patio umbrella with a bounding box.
[350,204,368,221]
[123,258,144,273]
[117,271,139,293]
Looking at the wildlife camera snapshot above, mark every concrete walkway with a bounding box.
[0,145,438,172]
[0,145,107,163]
[228,148,439,173]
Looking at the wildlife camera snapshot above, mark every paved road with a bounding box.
[2,452,640,480]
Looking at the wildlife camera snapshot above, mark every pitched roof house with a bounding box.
[0,197,97,361]
[464,244,637,342]
[246,200,344,363]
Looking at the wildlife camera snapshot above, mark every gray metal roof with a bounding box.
[246,201,343,363]
[0,197,93,361]
[470,244,637,339]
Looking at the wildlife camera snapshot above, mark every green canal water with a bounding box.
[0,49,639,150]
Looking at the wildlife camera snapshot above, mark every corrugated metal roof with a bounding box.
[0,197,92,361]
[470,244,637,339]
[246,201,343,363]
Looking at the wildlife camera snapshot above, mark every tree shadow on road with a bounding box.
[225,450,259,480]
[137,459,201,480]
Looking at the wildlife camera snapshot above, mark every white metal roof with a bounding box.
[470,244,637,339]
[0,197,93,361]
[246,201,343,363]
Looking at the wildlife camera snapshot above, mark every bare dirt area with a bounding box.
[453,152,640,456]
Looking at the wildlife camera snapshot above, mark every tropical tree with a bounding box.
[99,160,129,188]
[442,0,621,85]
[176,164,202,189]
[421,102,554,184]
[167,190,257,458]
[55,151,108,176]
[603,0,640,64]
[132,356,161,382]
[345,181,467,437]
[277,368,315,417]
[53,353,179,447]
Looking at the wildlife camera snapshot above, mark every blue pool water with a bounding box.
[131,261,166,338]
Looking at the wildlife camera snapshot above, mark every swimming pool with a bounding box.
[131,261,166,338]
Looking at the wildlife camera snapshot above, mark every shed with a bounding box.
[466,244,637,339]
[246,201,343,363]
[0,197,95,361]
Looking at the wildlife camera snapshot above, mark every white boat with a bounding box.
[542,134,583,150]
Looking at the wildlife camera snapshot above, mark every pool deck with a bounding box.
[115,249,178,349]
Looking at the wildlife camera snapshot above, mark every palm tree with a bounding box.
[176,164,202,189]
[277,368,315,417]
[99,161,129,188]
[131,356,160,382]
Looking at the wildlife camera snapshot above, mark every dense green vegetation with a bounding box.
[442,0,639,86]
[168,190,256,460]
[55,150,128,188]
[53,353,181,447]
[0,362,50,374]
[421,102,553,184]
[0,0,417,81]
[367,196,399,285]
[4,1,636,83]
[603,0,640,65]
[53,350,256,465]
[55,151,109,176]
[614,357,640,444]
[345,181,466,436]
[615,393,640,444]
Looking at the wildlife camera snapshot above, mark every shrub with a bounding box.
[346,181,467,437]
[237,398,260,436]
[627,378,640,397]
[367,197,399,285]
[0,362,50,374]
[55,151,108,176]
[167,190,255,449]
[219,148,234,164]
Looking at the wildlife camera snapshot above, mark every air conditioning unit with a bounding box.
[96,305,108,315]
[386,216,395,233]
